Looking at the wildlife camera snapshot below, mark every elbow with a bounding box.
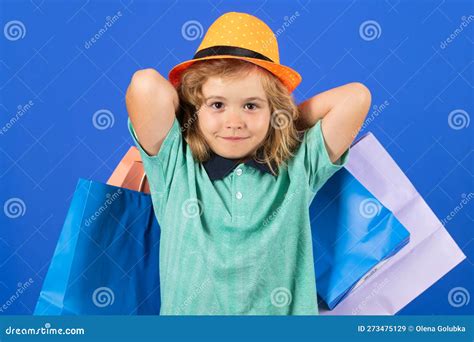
[352,82,372,106]
[126,68,178,109]
[351,82,372,102]
[350,82,372,115]
[130,68,161,84]
[127,68,160,98]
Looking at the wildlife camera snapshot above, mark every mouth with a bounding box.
[219,136,250,141]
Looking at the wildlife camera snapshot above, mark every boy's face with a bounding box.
[197,70,271,161]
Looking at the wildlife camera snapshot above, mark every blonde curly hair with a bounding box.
[175,58,303,176]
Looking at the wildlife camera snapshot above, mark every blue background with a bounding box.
[0,0,472,315]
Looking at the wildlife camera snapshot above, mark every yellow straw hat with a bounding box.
[168,12,302,93]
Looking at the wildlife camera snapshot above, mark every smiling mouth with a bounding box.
[220,136,249,141]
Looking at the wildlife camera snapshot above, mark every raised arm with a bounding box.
[296,82,371,163]
[126,68,179,156]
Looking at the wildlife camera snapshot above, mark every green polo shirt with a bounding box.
[127,116,349,315]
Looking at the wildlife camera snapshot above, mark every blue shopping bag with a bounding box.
[310,168,410,310]
[34,178,161,315]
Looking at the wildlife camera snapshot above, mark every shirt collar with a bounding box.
[202,149,278,181]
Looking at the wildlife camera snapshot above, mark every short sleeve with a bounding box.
[127,116,185,195]
[303,119,350,193]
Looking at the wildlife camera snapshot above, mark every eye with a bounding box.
[210,102,224,110]
[244,103,259,111]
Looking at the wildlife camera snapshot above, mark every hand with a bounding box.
[296,82,371,163]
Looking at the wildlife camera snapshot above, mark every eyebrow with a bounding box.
[205,96,266,102]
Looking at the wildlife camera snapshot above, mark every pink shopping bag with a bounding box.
[107,146,150,193]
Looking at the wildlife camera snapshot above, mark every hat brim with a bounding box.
[168,55,302,93]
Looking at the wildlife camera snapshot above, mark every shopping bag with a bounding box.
[34,178,160,315]
[107,146,150,193]
[319,133,466,315]
[310,167,410,310]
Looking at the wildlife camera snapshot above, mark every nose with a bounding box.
[224,110,244,130]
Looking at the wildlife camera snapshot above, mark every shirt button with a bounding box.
[236,191,243,200]
[236,168,243,176]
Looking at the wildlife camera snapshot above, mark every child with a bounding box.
[126,12,371,315]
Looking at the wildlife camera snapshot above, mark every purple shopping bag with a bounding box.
[320,132,466,315]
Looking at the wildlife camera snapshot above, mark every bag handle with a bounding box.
[138,172,149,193]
